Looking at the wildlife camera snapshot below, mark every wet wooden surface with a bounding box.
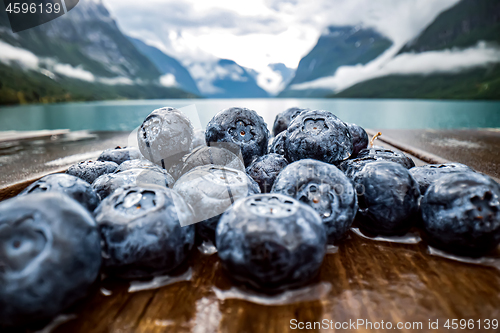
[37,227,498,333]
[371,129,500,180]
[2,131,500,333]
[44,234,500,333]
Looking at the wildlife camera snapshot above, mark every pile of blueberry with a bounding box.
[1,106,500,328]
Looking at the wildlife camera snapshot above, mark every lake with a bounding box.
[0,98,499,132]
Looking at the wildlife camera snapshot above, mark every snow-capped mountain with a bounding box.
[253,63,295,96]
[184,59,269,98]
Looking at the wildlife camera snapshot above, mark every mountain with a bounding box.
[399,0,500,53]
[0,62,193,105]
[278,26,392,97]
[185,59,269,98]
[128,37,201,95]
[0,0,196,104]
[332,0,500,100]
[256,63,295,96]
[243,63,295,96]
[269,63,295,87]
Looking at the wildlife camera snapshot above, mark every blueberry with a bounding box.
[173,165,260,244]
[409,163,473,194]
[267,137,274,152]
[137,107,194,169]
[66,160,118,184]
[269,131,286,156]
[0,192,101,327]
[285,110,353,164]
[205,107,270,167]
[179,146,245,178]
[340,147,416,180]
[94,186,195,279]
[246,154,288,193]
[115,158,166,173]
[19,174,100,211]
[356,147,415,169]
[114,158,182,179]
[352,161,420,235]
[192,129,206,149]
[216,194,326,291]
[272,107,309,136]
[421,172,500,256]
[92,168,174,200]
[347,123,368,158]
[272,159,358,242]
[98,146,142,165]
[339,156,379,180]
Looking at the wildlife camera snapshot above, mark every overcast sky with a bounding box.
[103,0,460,72]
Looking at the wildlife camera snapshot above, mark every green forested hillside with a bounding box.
[0,63,196,105]
[399,0,500,53]
[333,64,500,100]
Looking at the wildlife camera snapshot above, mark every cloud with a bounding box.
[256,63,295,95]
[265,0,461,46]
[0,41,39,69]
[185,62,224,94]
[0,41,137,85]
[185,60,255,94]
[53,64,95,82]
[159,73,177,87]
[105,0,285,36]
[98,76,134,85]
[103,0,461,73]
[289,42,500,92]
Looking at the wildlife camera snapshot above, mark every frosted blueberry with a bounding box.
[192,128,206,149]
[0,192,101,327]
[216,194,326,291]
[98,146,142,165]
[409,163,473,194]
[352,161,420,236]
[205,107,269,167]
[92,168,174,199]
[95,186,195,278]
[173,165,260,244]
[115,158,167,174]
[66,160,118,184]
[356,147,415,169]
[246,154,288,193]
[421,172,500,256]
[179,146,245,178]
[272,107,309,136]
[272,159,357,242]
[347,123,368,158]
[137,107,194,170]
[19,174,100,211]
[285,110,353,164]
[269,131,286,157]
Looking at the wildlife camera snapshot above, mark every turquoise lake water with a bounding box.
[0,98,499,132]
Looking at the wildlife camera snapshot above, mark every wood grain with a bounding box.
[49,233,500,333]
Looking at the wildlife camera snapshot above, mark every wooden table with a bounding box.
[48,233,500,333]
[2,132,500,333]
